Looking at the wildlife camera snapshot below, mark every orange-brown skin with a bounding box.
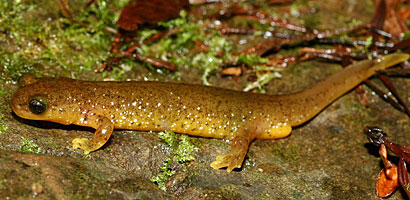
[10,53,409,172]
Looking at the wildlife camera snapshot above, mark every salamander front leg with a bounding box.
[72,115,114,154]
[210,127,255,172]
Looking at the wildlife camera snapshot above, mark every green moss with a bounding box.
[0,0,285,86]
[150,157,176,191]
[0,51,37,82]
[236,54,269,66]
[243,72,282,92]
[0,89,6,97]
[270,143,300,162]
[151,131,198,191]
[101,64,127,80]
[402,32,410,40]
[0,0,126,81]
[138,11,233,85]
[364,36,373,57]
[158,130,178,147]
[290,3,301,17]
[0,115,7,134]
[235,54,282,92]
[303,12,321,29]
[19,137,42,154]
[347,19,364,27]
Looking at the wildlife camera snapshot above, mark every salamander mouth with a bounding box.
[10,90,33,119]
[10,99,26,119]
[10,93,21,115]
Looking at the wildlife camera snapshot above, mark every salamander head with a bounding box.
[11,74,76,124]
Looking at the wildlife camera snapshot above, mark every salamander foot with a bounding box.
[210,150,247,172]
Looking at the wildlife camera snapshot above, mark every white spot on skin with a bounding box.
[102,129,107,134]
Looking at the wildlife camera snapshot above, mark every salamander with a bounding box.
[10,53,409,172]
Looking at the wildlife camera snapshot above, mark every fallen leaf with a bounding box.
[117,0,190,31]
[372,0,407,37]
[221,67,242,76]
[377,166,399,197]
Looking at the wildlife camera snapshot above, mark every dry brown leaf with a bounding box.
[117,0,190,31]
[377,167,399,197]
[221,67,242,76]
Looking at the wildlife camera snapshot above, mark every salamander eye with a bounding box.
[28,95,48,114]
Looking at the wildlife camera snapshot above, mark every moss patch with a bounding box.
[19,137,42,154]
[151,131,198,191]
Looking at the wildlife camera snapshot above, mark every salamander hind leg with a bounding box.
[210,126,255,172]
[72,115,114,154]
